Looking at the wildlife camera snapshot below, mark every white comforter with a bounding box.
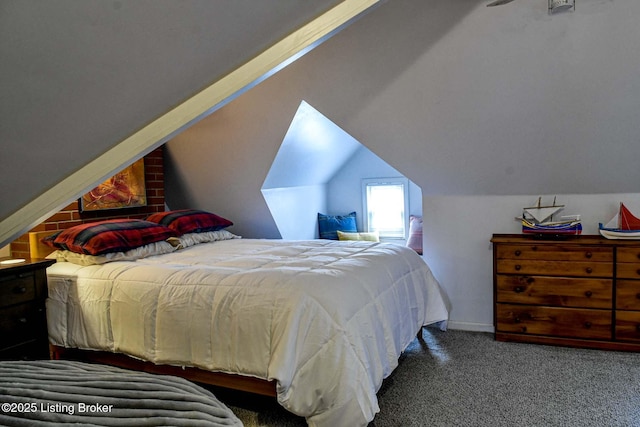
[46,239,449,427]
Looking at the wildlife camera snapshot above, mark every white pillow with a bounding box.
[47,240,177,266]
[173,229,241,249]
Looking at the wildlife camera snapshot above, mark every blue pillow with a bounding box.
[318,212,357,240]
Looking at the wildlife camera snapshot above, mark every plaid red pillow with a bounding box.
[41,219,177,255]
[146,210,233,236]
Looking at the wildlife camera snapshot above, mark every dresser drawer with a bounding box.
[496,244,613,262]
[615,280,640,310]
[615,310,640,342]
[615,247,640,279]
[0,302,46,348]
[616,247,640,263]
[496,259,612,277]
[617,264,640,280]
[0,272,36,308]
[496,275,612,308]
[496,304,612,340]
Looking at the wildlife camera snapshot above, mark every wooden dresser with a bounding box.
[492,234,640,351]
[0,258,55,360]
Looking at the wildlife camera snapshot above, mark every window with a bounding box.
[362,178,409,239]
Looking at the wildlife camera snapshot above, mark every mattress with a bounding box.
[46,238,449,427]
[0,359,242,426]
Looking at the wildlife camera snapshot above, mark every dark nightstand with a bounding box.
[0,258,55,360]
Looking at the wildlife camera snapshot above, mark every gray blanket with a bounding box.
[0,360,243,426]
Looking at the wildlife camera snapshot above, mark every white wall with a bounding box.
[262,185,327,240]
[425,194,640,331]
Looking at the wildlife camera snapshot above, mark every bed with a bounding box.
[33,213,450,427]
[0,359,242,426]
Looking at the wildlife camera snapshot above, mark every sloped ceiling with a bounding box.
[0,0,381,247]
[262,101,362,189]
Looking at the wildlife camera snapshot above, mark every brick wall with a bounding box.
[11,147,165,259]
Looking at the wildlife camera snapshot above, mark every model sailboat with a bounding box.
[517,197,582,235]
[599,203,640,239]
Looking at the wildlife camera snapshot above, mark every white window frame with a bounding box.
[362,177,409,240]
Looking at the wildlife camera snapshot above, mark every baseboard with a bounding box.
[446,321,494,333]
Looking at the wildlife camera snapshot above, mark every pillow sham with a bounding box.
[318,211,357,240]
[41,219,177,255]
[406,215,423,255]
[337,230,380,242]
[171,229,241,249]
[146,209,233,235]
[46,240,177,266]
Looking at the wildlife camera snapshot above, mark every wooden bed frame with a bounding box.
[49,344,277,397]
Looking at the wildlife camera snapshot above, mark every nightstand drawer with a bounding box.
[0,272,36,308]
[0,302,46,348]
[496,275,611,309]
[0,258,55,360]
[496,304,611,340]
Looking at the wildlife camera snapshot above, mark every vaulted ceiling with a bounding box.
[0,0,381,247]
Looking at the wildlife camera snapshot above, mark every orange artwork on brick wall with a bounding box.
[11,148,165,259]
[80,158,147,211]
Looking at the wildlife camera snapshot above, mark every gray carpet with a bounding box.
[211,328,640,426]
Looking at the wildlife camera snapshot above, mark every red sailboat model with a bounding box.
[599,203,640,239]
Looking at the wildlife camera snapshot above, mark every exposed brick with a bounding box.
[11,150,165,258]
[46,212,73,223]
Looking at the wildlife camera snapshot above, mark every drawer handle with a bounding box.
[514,250,521,256]
[518,276,534,284]
[520,326,527,333]
[12,286,27,294]
[585,252,592,259]
[514,286,525,293]
[585,291,593,298]
[18,317,28,324]
[514,316,521,324]
[585,267,593,274]
[584,321,592,329]
[515,264,522,271]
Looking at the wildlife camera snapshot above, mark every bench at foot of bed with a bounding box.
[0,359,243,426]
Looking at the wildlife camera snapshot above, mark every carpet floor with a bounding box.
[210,328,640,426]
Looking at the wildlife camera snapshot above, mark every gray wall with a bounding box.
[165,0,640,330]
[262,185,327,240]
[0,0,339,225]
